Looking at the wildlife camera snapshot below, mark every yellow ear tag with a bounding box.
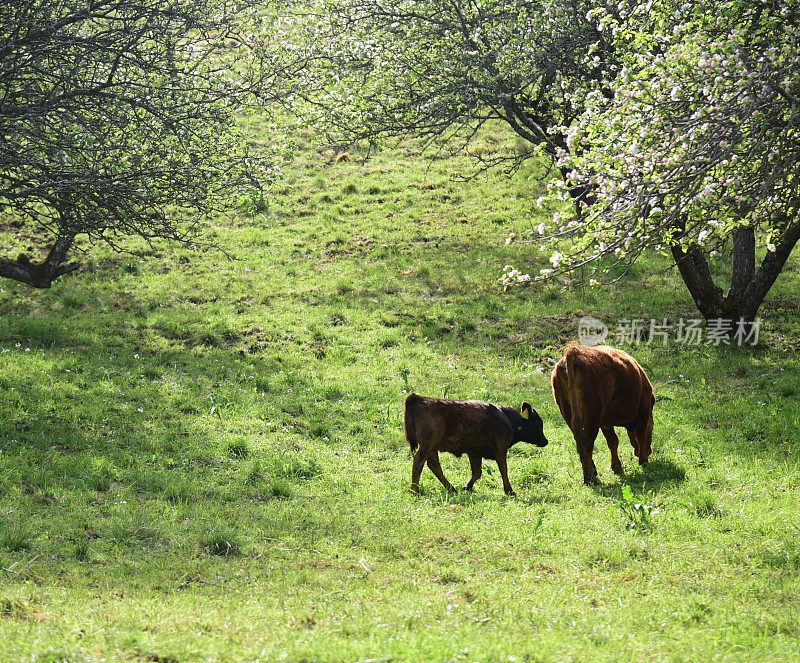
[521,409,529,420]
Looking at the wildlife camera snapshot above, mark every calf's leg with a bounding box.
[426,450,456,493]
[464,453,482,491]
[410,446,428,493]
[495,450,516,496]
[601,427,624,475]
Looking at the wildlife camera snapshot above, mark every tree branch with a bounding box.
[740,217,800,320]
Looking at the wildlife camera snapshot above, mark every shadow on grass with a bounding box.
[629,457,687,487]
[590,457,687,499]
[413,482,570,506]
[0,302,351,509]
[414,480,546,506]
[759,549,800,572]
[522,492,569,506]
[0,316,235,502]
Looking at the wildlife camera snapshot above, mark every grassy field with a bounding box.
[2,125,800,662]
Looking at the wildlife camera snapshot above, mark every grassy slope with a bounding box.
[1,126,800,662]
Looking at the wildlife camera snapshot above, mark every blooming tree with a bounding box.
[0,0,274,288]
[272,0,799,325]
[268,0,619,188]
[540,0,800,323]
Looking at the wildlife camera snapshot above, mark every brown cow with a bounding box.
[404,393,548,496]
[551,344,654,484]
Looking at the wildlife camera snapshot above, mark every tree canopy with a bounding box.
[540,0,800,323]
[0,0,271,288]
[269,1,617,168]
[272,0,800,324]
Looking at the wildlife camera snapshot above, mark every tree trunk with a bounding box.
[723,225,756,318]
[670,242,724,319]
[670,217,800,339]
[0,233,79,288]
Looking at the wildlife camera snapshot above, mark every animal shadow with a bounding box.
[593,456,686,494]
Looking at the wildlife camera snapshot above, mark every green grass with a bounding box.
[1,125,800,661]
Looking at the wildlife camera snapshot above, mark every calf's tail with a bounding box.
[404,393,420,453]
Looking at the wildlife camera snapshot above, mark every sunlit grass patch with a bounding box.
[0,127,799,661]
[0,519,34,552]
[199,526,242,557]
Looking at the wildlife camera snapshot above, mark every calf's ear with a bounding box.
[521,402,532,419]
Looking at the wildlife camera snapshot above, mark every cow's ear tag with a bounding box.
[521,409,530,420]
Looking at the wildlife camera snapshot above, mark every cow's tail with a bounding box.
[564,345,587,432]
[404,393,420,453]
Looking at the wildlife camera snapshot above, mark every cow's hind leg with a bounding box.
[626,427,640,460]
[640,415,653,463]
[426,450,456,493]
[410,446,428,493]
[602,427,624,475]
[573,422,600,485]
[464,453,482,491]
